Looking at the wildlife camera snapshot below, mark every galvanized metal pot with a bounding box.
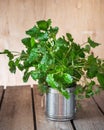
[46,87,76,121]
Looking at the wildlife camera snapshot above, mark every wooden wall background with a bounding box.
[0,0,104,87]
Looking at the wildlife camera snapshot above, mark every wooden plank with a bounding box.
[93,91,104,113]
[0,86,4,105]
[33,85,74,130]
[74,98,104,130]
[0,85,34,130]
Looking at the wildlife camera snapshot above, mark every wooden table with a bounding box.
[0,85,104,130]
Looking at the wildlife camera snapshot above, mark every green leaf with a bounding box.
[46,74,58,88]
[31,70,39,80]
[60,88,70,99]
[87,55,98,78]
[70,49,75,59]
[66,33,73,42]
[27,48,39,63]
[63,73,73,84]
[73,70,81,80]
[0,50,14,60]
[15,58,19,66]
[47,19,52,27]
[70,43,83,59]
[8,60,16,73]
[23,69,30,82]
[87,55,96,64]
[49,26,59,39]
[15,59,24,71]
[20,50,27,60]
[87,65,98,78]
[97,73,104,89]
[38,84,48,93]
[37,42,47,54]
[84,45,91,53]
[21,38,31,48]
[88,37,100,48]
[37,32,48,41]
[17,64,24,71]
[79,49,85,58]
[55,37,68,48]
[26,26,40,37]
[37,19,51,31]
[89,80,95,87]
[75,85,83,95]
[37,53,52,72]
[38,63,48,72]
[85,90,94,98]
[40,53,53,66]
[85,81,95,98]
[31,37,35,47]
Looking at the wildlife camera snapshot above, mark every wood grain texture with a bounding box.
[74,98,104,130]
[0,86,3,105]
[0,0,104,86]
[0,85,34,130]
[93,91,104,113]
[33,85,74,130]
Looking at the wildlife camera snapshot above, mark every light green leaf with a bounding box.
[60,88,70,99]
[63,73,73,84]
[37,32,48,41]
[46,74,58,88]
[38,63,48,72]
[31,70,39,80]
[31,37,35,47]
[27,48,39,63]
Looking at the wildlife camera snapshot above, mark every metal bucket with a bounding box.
[46,87,76,121]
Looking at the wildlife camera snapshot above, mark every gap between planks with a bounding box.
[0,86,4,110]
[93,91,104,115]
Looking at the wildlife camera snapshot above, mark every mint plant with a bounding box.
[0,19,104,99]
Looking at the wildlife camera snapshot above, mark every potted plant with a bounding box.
[0,19,104,121]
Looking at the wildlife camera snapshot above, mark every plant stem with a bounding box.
[11,51,20,53]
[80,42,87,46]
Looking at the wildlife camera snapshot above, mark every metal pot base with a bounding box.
[46,115,75,122]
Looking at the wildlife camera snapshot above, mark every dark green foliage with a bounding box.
[88,37,100,48]
[86,55,98,78]
[84,45,91,53]
[97,73,104,89]
[23,69,30,82]
[0,50,14,60]
[66,33,73,42]
[8,60,16,73]
[0,19,104,99]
